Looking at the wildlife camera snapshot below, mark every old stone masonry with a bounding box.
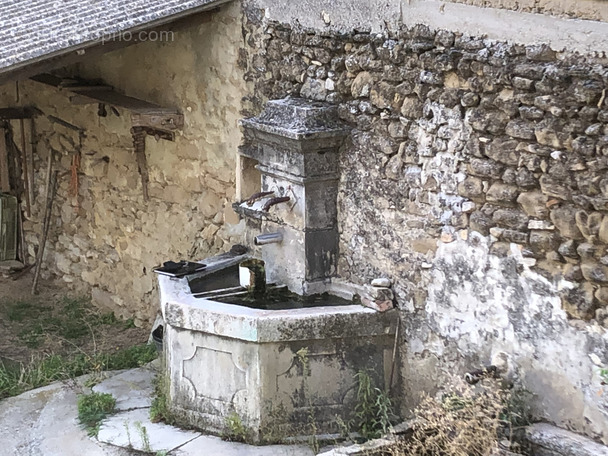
[241,4,608,441]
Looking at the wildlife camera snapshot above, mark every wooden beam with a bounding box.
[131,111,184,131]
[33,73,183,118]
[0,107,40,120]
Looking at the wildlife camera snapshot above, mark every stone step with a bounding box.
[526,423,608,456]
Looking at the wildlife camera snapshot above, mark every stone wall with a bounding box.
[242,9,608,440]
[0,3,246,325]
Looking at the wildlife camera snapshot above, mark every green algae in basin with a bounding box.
[215,288,357,310]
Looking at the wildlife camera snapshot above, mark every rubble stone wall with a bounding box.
[0,3,246,325]
[242,8,608,439]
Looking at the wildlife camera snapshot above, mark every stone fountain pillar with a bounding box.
[238,97,349,294]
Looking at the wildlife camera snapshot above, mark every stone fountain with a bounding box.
[155,97,398,443]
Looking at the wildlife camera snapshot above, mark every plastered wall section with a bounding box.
[0,3,247,325]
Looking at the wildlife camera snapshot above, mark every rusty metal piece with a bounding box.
[131,111,184,131]
[245,190,274,206]
[131,126,149,201]
[262,196,290,212]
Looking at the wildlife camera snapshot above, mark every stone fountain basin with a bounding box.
[157,257,398,443]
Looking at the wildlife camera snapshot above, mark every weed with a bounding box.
[389,378,527,456]
[156,452,168,456]
[223,412,248,442]
[77,392,116,436]
[124,420,132,448]
[150,373,175,425]
[352,370,393,441]
[5,299,51,322]
[296,347,311,376]
[259,402,289,444]
[134,421,152,452]
[308,403,320,453]
[0,344,157,399]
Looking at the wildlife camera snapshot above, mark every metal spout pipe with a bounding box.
[254,232,283,245]
[262,196,290,212]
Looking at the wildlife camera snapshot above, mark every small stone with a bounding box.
[558,240,579,259]
[563,264,583,281]
[458,176,485,202]
[467,158,504,179]
[493,209,528,230]
[526,44,556,62]
[361,297,394,312]
[370,82,396,109]
[486,182,519,204]
[551,205,584,240]
[577,243,598,259]
[364,284,394,301]
[598,216,608,244]
[560,282,596,320]
[300,78,327,101]
[400,96,424,118]
[440,232,455,243]
[351,71,374,98]
[595,287,608,305]
[540,175,571,200]
[502,229,528,243]
[581,262,608,283]
[517,191,549,218]
[575,211,603,240]
[461,92,480,107]
[528,220,554,230]
[371,278,392,288]
[530,231,558,253]
[506,120,535,140]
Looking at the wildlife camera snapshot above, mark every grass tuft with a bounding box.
[77,392,116,436]
[0,344,157,399]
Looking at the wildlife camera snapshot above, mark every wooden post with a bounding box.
[32,154,56,295]
[19,118,30,216]
[0,126,9,193]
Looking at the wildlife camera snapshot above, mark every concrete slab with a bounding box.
[93,367,155,411]
[173,435,315,456]
[97,408,201,453]
[0,379,126,456]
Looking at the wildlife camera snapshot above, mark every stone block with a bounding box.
[493,208,528,230]
[540,175,571,200]
[599,216,608,244]
[467,158,504,179]
[506,119,535,140]
[364,284,394,301]
[517,191,549,218]
[550,206,584,240]
[351,71,374,98]
[581,262,608,283]
[530,231,559,253]
[560,282,596,320]
[485,137,520,165]
[575,211,603,240]
[458,176,485,202]
[486,182,519,205]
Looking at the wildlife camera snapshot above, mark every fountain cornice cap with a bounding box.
[240,97,350,141]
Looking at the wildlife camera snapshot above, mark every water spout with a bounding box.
[254,232,283,245]
[262,196,290,212]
